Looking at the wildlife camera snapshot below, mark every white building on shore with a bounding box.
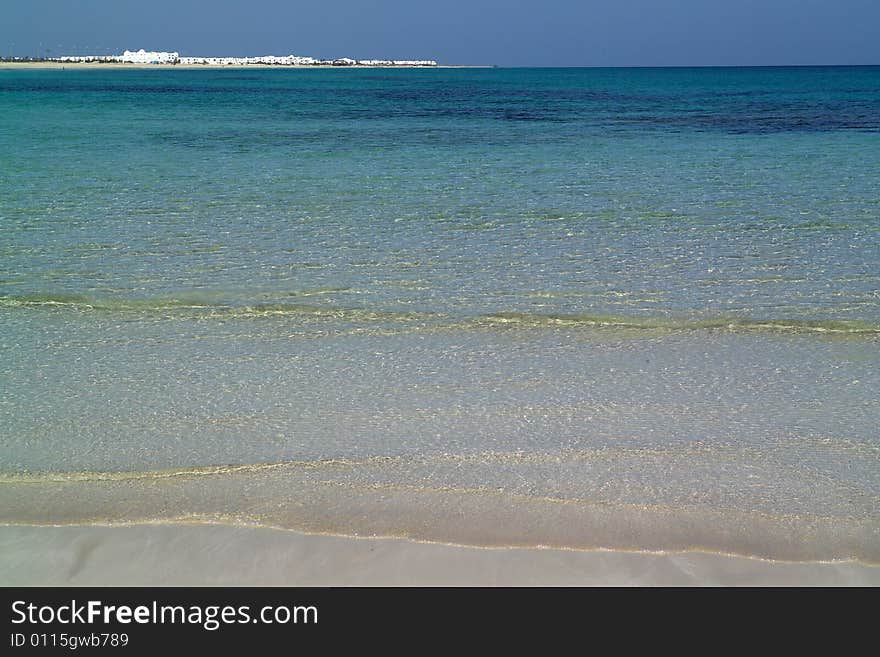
[56,55,119,63]
[356,59,438,67]
[122,49,180,64]
[178,54,320,66]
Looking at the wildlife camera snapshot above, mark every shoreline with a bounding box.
[0,62,487,70]
[2,523,878,586]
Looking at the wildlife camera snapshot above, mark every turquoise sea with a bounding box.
[1,66,878,561]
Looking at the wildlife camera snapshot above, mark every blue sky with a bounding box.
[3,0,879,66]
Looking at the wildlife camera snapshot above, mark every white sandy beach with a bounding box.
[1,524,877,586]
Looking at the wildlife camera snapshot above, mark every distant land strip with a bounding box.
[1,48,439,68]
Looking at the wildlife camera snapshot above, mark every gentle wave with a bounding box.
[3,452,878,563]
[479,312,880,334]
[3,293,879,335]
[0,293,432,322]
[4,436,878,485]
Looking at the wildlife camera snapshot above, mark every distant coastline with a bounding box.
[0,48,447,69]
[0,61,484,70]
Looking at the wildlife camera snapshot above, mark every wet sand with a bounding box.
[1,524,877,586]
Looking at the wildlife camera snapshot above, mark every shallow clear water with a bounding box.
[1,67,878,560]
